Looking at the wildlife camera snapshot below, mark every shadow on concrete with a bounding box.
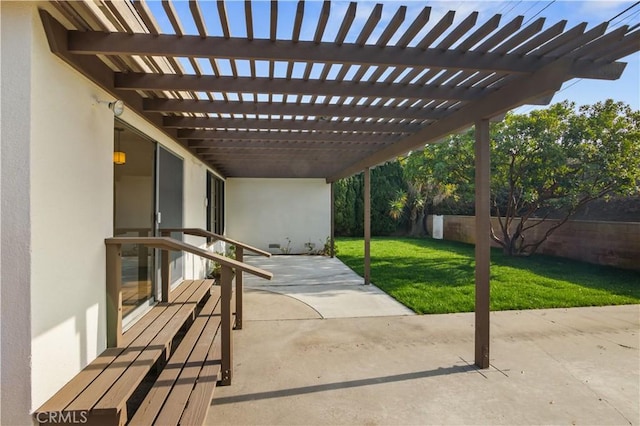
[213,364,475,405]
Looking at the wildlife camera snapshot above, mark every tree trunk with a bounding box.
[409,211,427,236]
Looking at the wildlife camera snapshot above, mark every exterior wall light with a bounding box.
[109,100,125,117]
[113,128,126,165]
[96,98,125,117]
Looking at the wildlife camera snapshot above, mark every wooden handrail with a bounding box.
[105,236,272,279]
[159,228,270,330]
[159,228,272,258]
[113,227,153,235]
[104,237,272,351]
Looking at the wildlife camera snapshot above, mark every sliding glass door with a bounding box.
[156,146,184,291]
[113,124,185,316]
[113,124,156,317]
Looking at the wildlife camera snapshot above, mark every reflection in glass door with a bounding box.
[156,146,184,293]
[113,123,156,317]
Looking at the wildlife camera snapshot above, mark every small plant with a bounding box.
[206,256,222,279]
[280,237,292,255]
[226,244,236,259]
[304,239,316,255]
[322,236,337,256]
[206,244,236,279]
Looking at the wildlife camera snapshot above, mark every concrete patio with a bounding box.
[207,256,640,425]
[241,255,414,318]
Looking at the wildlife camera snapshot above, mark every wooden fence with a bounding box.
[427,215,640,271]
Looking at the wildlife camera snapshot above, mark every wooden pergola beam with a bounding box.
[163,116,423,133]
[201,155,366,162]
[202,155,355,163]
[193,146,378,153]
[178,129,401,143]
[188,139,386,150]
[115,73,485,102]
[39,3,637,184]
[144,98,450,120]
[68,31,626,80]
[327,58,573,182]
[38,10,170,137]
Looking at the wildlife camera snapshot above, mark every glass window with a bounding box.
[206,172,225,235]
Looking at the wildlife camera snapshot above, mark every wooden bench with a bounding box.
[33,279,215,426]
[35,234,272,426]
[129,285,223,425]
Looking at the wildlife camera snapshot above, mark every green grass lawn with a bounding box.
[336,237,640,314]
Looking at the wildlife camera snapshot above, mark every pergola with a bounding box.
[40,0,639,368]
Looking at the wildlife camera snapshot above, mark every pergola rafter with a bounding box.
[165,117,423,133]
[114,74,487,102]
[179,129,401,143]
[67,31,627,80]
[37,0,639,373]
[39,1,638,181]
[145,99,451,120]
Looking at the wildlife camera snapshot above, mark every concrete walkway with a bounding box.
[207,256,639,425]
[209,300,639,425]
[242,255,414,318]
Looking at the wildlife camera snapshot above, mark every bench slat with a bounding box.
[178,323,223,425]
[122,280,197,347]
[129,286,222,425]
[64,280,209,414]
[154,301,222,425]
[35,348,125,414]
[92,280,212,414]
[34,278,221,426]
[35,281,202,416]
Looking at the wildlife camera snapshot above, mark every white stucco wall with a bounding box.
[226,178,331,254]
[29,1,115,411]
[1,2,33,424]
[0,2,224,418]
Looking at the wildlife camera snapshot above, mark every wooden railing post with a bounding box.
[137,230,149,303]
[160,230,171,302]
[235,246,244,330]
[106,244,123,348]
[220,265,234,386]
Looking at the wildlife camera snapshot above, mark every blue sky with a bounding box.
[146,1,640,112]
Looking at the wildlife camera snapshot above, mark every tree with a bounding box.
[334,175,360,236]
[334,162,405,236]
[491,100,640,255]
[390,132,474,235]
[388,100,640,256]
[371,162,406,235]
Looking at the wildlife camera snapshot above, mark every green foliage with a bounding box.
[334,175,361,236]
[490,100,640,255]
[321,236,338,256]
[206,244,236,279]
[337,237,640,314]
[333,100,639,249]
[387,100,639,255]
[393,131,476,233]
[334,162,405,236]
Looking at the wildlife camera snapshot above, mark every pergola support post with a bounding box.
[364,167,371,285]
[474,119,491,369]
[235,246,244,330]
[330,182,335,258]
[220,265,234,385]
